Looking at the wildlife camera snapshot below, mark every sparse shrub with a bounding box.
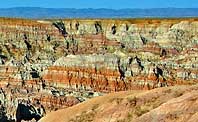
[163,89,172,94]
[174,91,183,97]
[91,104,99,111]
[115,98,124,105]
[127,97,137,107]
[134,106,149,117]
[109,97,124,105]
[126,112,133,121]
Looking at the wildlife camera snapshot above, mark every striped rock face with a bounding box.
[0,18,198,90]
[0,18,198,118]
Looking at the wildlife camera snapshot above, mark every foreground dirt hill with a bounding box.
[40,84,198,122]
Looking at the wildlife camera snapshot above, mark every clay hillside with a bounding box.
[40,84,198,122]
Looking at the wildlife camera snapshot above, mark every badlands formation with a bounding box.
[0,18,197,121]
[40,84,198,122]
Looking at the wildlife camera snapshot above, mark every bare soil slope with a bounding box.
[40,84,198,122]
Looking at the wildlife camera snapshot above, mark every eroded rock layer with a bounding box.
[0,18,198,90]
[0,18,198,121]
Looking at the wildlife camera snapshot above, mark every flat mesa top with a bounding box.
[0,17,198,26]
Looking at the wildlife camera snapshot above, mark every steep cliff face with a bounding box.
[0,18,198,91]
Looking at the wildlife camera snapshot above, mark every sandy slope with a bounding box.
[40,84,198,122]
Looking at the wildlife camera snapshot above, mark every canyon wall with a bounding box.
[0,18,198,92]
[0,18,198,120]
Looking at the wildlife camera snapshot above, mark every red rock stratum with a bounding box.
[0,18,197,121]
